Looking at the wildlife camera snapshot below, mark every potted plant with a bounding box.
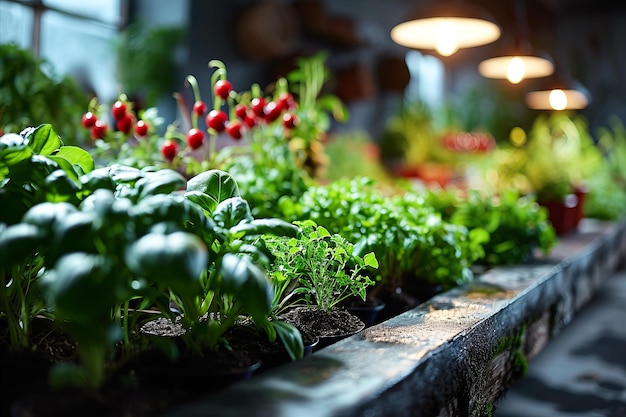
[1,125,305,415]
[279,176,483,320]
[261,219,378,347]
[487,113,604,235]
[424,188,557,266]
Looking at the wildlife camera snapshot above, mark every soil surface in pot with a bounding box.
[278,306,365,342]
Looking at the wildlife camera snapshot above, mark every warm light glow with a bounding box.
[391,17,500,56]
[525,88,589,110]
[507,57,526,84]
[435,21,458,56]
[549,89,567,110]
[478,55,553,83]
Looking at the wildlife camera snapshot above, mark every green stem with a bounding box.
[186,75,202,129]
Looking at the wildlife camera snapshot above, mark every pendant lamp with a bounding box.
[525,68,590,110]
[390,0,501,57]
[478,0,553,84]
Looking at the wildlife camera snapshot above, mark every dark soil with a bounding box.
[1,307,368,416]
[278,306,365,340]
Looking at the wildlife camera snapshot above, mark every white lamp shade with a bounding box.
[478,55,554,83]
[390,1,501,56]
[391,17,501,56]
[525,88,589,110]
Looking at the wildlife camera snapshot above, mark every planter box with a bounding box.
[166,218,626,417]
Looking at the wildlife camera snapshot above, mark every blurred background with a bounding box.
[2,0,626,141]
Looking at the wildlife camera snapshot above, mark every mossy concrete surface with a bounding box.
[167,219,626,417]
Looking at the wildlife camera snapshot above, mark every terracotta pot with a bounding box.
[539,192,582,236]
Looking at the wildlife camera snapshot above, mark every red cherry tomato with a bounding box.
[135,120,149,137]
[234,104,248,120]
[111,100,127,120]
[206,109,228,132]
[244,113,257,129]
[116,114,133,134]
[214,80,233,100]
[225,120,243,140]
[186,128,205,150]
[91,120,108,140]
[193,101,207,117]
[282,112,298,129]
[277,92,296,111]
[161,140,178,161]
[82,112,97,128]
[264,101,282,123]
[250,97,266,118]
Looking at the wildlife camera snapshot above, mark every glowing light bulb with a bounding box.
[506,57,526,84]
[435,21,458,56]
[549,89,567,110]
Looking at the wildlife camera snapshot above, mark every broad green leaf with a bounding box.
[79,167,115,193]
[184,190,218,214]
[27,124,61,156]
[54,146,94,175]
[0,133,32,166]
[39,253,118,321]
[219,253,272,320]
[186,169,240,203]
[125,231,207,297]
[230,218,300,238]
[0,223,43,268]
[364,252,379,269]
[213,197,252,229]
[22,201,78,234]
[48,155,82,181]
[44,169,80,200]
[272,320,304,360]
[135,169,186,201]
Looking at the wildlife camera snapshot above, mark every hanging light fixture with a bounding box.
[525,68,590,110]
[390,0,501,57]
[477,0,554,84]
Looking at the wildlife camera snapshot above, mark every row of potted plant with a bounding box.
[1,53,563,415]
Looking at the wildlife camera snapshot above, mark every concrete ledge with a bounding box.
[167,219,626,417]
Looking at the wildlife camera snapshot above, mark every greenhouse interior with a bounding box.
[1,0,626,416]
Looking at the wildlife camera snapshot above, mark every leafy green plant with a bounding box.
[0,43,90,144]
[0,125,94,225]
[584,117,626,220]
[262,220,377,315]
[280,176,482,294]
[0,125,94,352]
[3,144,303,390]
[425,188,557,266]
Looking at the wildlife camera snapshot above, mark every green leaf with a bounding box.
[125,231,207,297]
[219,253,272,320]
[186,170,240,203]
[272,320,304,360]
[229,218,300,238]
[27,124,61,156]
[135,169,186,201]
[44,169,80,200]
[39,253,118,321]
[79,167,115,193]
[212,197,253,229]
[184,190,219,214]
[53,146,94,175]
[364,252,379,269]
[22,201,78,235]
[0,223,43,269]
[0,133,32,166]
